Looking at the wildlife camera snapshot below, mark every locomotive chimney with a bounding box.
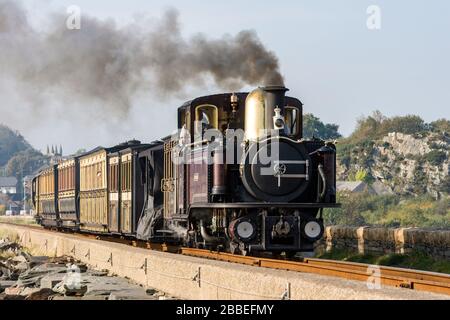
[263,86,289,130]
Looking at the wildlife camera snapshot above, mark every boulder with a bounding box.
[25,288,55,300]
[0,280,16,292]
[17,263,67,287]
[81,295,108,300]
[49,295,82,300]
[11,255,27,264]
[27,256,50,268]
[19,287,42,297]
[64,284,88,296]
[4,286,23,296]
[40,273,66,289]
[2,294,26,300]
[109,289,155,300]
[13,262,29,273]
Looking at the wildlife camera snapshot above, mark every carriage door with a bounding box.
[108,155,120,233]
[120,153,133,233]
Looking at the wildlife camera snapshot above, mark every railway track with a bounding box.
[180,248,450,296]
[2,222,450,296]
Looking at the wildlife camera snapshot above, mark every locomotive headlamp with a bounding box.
[302,220,324,241]
[273,107,285,130]
[275,118,284,128]
[236,221,254,240]
[230,218,257,242]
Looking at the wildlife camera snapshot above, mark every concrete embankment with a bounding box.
[0,223,448,300]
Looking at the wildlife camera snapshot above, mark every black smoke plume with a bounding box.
[0,1,284,116]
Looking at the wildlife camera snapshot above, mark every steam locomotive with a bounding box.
[32,86,339,256]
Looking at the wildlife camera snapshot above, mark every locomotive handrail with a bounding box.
[318,164,327,200]
[180,139,209,150]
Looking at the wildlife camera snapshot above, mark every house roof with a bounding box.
[336,181,372,193]
[0,177,18,187]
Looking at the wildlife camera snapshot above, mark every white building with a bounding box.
[0,177,18,194]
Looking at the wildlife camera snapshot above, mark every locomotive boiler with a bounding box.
[32,85,339,256]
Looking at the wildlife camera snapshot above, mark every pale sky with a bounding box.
[3,0,450,153]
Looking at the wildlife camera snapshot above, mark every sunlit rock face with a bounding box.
[337,132,450,197]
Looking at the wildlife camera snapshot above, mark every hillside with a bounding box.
[0,124,32,167]
[0,124,48,179]
[336,113,450,197]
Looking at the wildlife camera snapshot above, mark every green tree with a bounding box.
[5,149,47,177]
[303,114,342,140]
[425,150,447,166]
[430,119,450,134]
[343,112,427,146]
[382,115,426,135]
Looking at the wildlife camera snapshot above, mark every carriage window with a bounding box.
[285,107,300,136]
[194,105,218,136]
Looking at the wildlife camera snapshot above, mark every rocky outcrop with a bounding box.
[337,132,450,197]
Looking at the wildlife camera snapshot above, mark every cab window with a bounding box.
[285,106,300,137]
[194,104,218,136]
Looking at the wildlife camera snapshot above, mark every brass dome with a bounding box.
[245,88,266,141]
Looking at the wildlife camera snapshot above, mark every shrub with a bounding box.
[425,150,447,166]
[430,119,450,134]
[440,175,450,194]
[355,170,367,182]
[323,191,368,226]
[325,193,449,229]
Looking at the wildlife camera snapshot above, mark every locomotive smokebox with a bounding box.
[263,86,289,130]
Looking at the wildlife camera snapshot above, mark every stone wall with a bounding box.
[315,226,450,259]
